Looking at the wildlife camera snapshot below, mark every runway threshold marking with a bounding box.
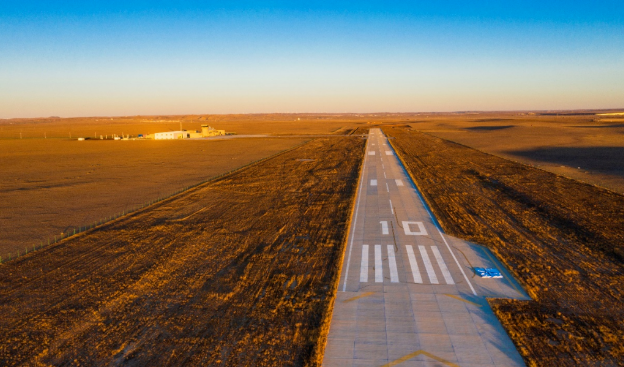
[387,245,399,283]
[431,246,455,284]
[343,292,375,303]
[406,245,423,283]
[395,179,404,186]
[375,245,383,282]
[360,245,369,282]
[443,293,482,307]
[381,350,460,367]
[419,246,439,284]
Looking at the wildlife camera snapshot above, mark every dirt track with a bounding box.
[384,127,624,366]
[0,137,364,366]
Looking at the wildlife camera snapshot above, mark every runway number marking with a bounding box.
[380,221,389,235]
[431,246,455,284]
[370,179,377,186]
[402,221,428,236]
[360,245,369,282]
[375,245,383,282]
[406,245,423,283]
[395,179,404,186]
[419,246,439,284]
[387,245,399,283]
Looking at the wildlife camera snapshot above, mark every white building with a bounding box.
[154,131,189,140]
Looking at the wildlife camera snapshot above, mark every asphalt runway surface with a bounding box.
[323,128,529,367]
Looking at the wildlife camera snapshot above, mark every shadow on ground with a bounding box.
[506,147,624,177]
[464,125,515,131]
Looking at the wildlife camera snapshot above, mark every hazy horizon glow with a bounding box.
[1,1,623,118]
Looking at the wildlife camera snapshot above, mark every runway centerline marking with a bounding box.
[385,182,390,192]
[419,245,439,284]
[389,199,394,214]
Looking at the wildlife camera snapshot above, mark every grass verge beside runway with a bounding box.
[0,136,364,366]
[384,127,624,366]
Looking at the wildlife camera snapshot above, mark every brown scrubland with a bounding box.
[385,126,624,366]
[0,136,364,366]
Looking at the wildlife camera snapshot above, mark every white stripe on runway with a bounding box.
[387,245,399,283]
[395,179,404,187]
[385,183,389,192]
[375,245,383,282]
[385,151,392,155]
[360,245,369,282]
[431,246,454,284]
[383,172,386,178]
[380,221,389,235]
[368,151,375,155]
[406,246,423,283]
[419,245,439,284]
[370,179,377,186]
[389,200,394,214]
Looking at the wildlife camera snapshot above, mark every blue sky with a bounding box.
[1,1,623,117]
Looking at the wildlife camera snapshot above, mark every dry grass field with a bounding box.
[0,136,365,366]
[399,112,624,194]
[385,127,624,366]
[0,137,306,258]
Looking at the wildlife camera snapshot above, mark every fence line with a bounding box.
[0,139,312,265]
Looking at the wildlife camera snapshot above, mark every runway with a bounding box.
[323,128,529,367]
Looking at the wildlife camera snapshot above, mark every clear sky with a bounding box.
[1,1,623,117]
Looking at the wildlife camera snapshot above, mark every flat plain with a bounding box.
[0,137,306,257]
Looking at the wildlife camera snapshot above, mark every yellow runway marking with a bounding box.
[343,292,374,303]
[381,350,459,367]
[443,293,482,307]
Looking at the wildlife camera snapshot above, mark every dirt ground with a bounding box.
[0,138,306,257]
[385,127,624,366]
[0,136,365,366]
